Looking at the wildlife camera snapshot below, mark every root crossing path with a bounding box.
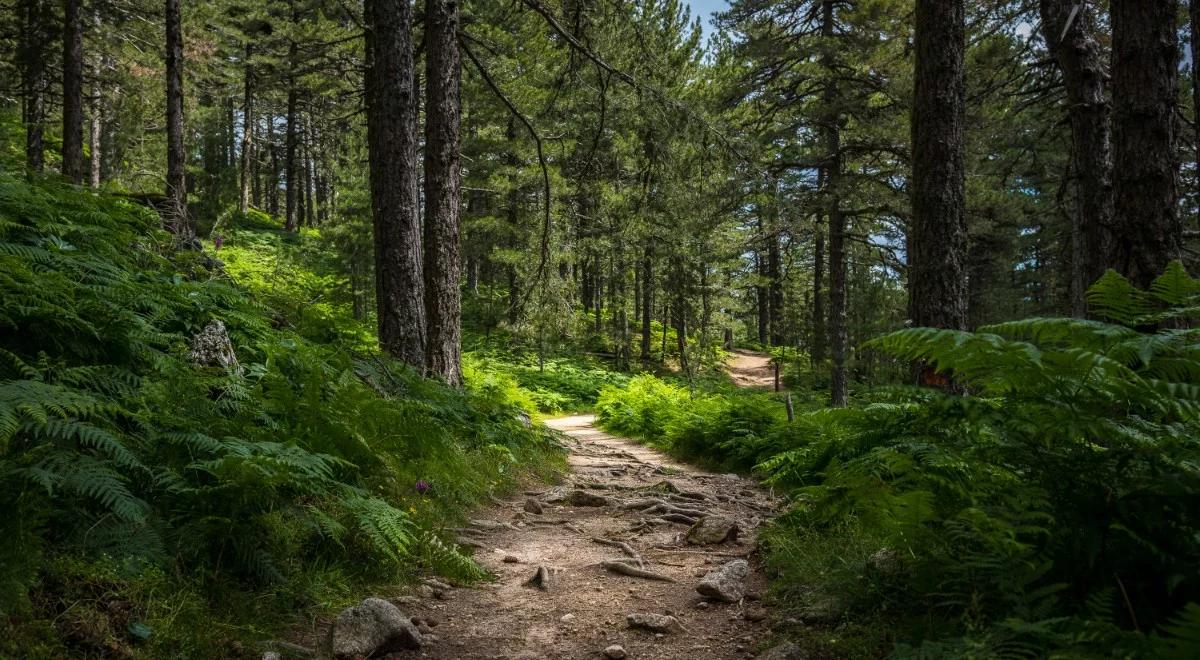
[395,415,779,660]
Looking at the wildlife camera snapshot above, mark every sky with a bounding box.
[688,0,727,41]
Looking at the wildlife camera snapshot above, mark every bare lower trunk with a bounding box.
[88,7,101,188]
[62,0,85,183]
[1039,0,1113,314]
[21,0,48,173]
[423,0,463,385]
[365,0,426,368]
[1110,0,1181,288]
[909,0,968,334]
[285,4,300,232]
[239,43,255,214]
[164,0,192,243]
[640,251,652,362]
[823,0,848,407]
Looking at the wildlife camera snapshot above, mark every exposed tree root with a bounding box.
[591,537,644,568]
[601,559,675,581]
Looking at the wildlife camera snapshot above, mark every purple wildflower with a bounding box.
[213,234,225,251]
[415,480,431,495]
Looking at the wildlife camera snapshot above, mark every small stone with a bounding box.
[503,554,520,563]
[417,622,434,635]
[686,516,740,545]
[744,607,768,622]
[696,559,750,603]
[695,601,710,610]
[560,613,576,624]
[524,498,544,514]
[604,644,627,659]
[627,612,683,634]
[416,584,435,599]
[261,653,281,660]
[694,569,708,577]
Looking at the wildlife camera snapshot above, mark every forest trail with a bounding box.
[726,350,776,390]
[387,415,779,660]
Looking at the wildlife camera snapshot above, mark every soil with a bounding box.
[726,350,777,390]
[380,414,781,660]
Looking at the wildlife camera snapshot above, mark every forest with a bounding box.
[1,0,1200,657]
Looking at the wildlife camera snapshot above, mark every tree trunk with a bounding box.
[810,172,826,366]
[87,6,102,188]
[909,0,968,337]
[268,115,280,217]
[640,250,652,362]
[239,43,255,214]
[767,203,784,347]
[20,0,48,173]
[285,4,300,232]
[423,0,463,386]
[1110,0,1181,288]
[823,0,848,407]
[1193,0,1200,230]
[1039,0,1114,315]
[62,0,85,184]
[365,0,426,368]
[164,0,192,242]
[755,242,769,345]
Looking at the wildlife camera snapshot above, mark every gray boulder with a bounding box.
[696,559,750,602]
[328,597,422,659]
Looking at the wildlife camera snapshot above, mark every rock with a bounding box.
[695,601,710,610]
[744,607,768,622]
[627,612,683,634]
[416,584,435,599]
[696,559,750,603]
[417,621,434,635]
[525,565,551,591]
[328,597,422,659]
[604,644,628,659]
[560,613,576,623]
[541,486,570,503]
[686,516,740,545]
[524,498,544,514]
[565,489,610,507]
[757,641,805,659]
[189,320,241,373]
[515,411,533,428]
[867,547,903,577]
[261,653,281,660]
[503,554,520,563]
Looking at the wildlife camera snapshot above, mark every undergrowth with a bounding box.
[597,265,1200,657]
[0,177,565,657]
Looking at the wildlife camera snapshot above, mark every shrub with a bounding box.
[0,177,563,653]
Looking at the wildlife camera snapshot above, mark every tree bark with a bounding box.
[365,0,426,368]
[62,0,85,184]
[810,172,826,366]
[1193,0,1200,230]
[285,3,300,232]
[239,43,255,214]
[767,193,784,347]
[164,0,192,242]
[822,0,848,407]
[20,0,48,173]
[1110,0,1182,288]
[1039,0,1113,315]
[640,250,653,362]
[423,0,463,385]
[909,0,968,336]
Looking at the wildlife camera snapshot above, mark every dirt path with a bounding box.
[389,415,779,660]
[726,350,776,390]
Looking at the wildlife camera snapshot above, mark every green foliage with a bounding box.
[756,266,1200,656]
[0,177,564,653]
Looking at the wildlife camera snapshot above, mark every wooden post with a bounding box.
[773,360,781,392]
[785,393,794,422]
